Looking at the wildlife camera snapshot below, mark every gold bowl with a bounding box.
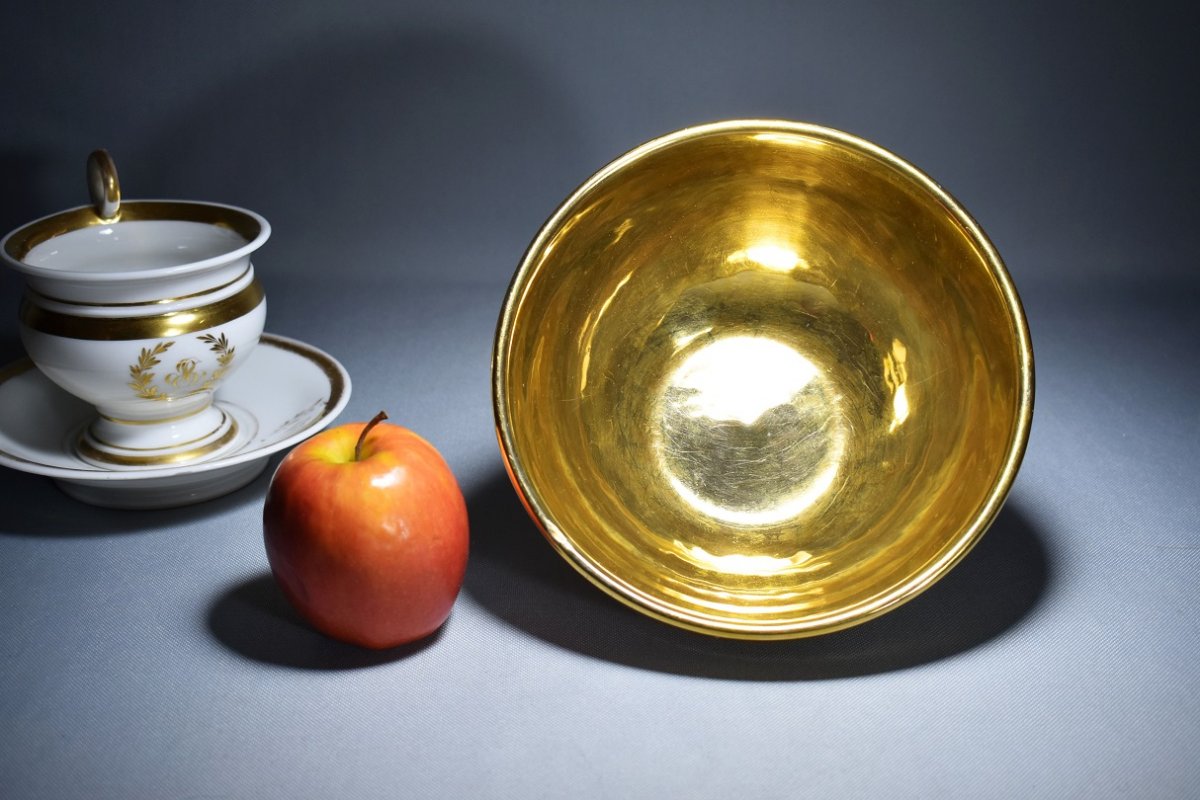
[493,120,1033,639]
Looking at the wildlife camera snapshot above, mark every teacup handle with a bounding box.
[87,149,121,221]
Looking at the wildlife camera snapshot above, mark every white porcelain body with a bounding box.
[0,333,352,508]
[19,290,266,463]
[1,202,271,467]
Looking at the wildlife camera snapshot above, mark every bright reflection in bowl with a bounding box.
[654,335,846,527]
[727,243,806,272]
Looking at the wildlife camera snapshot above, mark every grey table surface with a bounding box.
[1,2,1196,798]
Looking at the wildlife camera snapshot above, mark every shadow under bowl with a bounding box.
[493,120,1033,639]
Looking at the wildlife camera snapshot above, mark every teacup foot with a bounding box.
[77,403,241,468]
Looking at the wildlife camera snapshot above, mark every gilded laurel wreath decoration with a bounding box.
[128,341,175,399]
[199,333,236,386]
[128,333,236,400]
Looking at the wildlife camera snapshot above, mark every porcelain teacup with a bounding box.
[1,154,269,468]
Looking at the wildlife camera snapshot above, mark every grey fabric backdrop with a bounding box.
[1,2,1196,798]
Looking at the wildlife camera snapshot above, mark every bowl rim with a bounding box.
[1,199,271,284]
[492,118,1035,639]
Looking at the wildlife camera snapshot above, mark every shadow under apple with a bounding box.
[206,572,445,670]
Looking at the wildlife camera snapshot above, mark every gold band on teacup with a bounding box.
[28,266,253,309]
[100,404,209,426]
[78,415,240,466]
[3,201,263,262]
[91,410,232,452]
[20,279,264,341]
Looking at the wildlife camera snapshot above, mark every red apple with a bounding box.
[263,411,469,649]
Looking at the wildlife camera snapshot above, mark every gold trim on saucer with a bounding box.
[263,334,348,420]
[20,279,264,341]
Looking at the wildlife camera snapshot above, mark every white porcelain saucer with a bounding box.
[0,333,351,508]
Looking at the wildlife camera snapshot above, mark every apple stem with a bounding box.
[355,411,389,462]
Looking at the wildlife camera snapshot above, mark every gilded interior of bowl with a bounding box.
[494,120,1033,638]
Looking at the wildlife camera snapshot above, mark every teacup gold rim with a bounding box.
[1,200,270,282]
[491,118,1035,640]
